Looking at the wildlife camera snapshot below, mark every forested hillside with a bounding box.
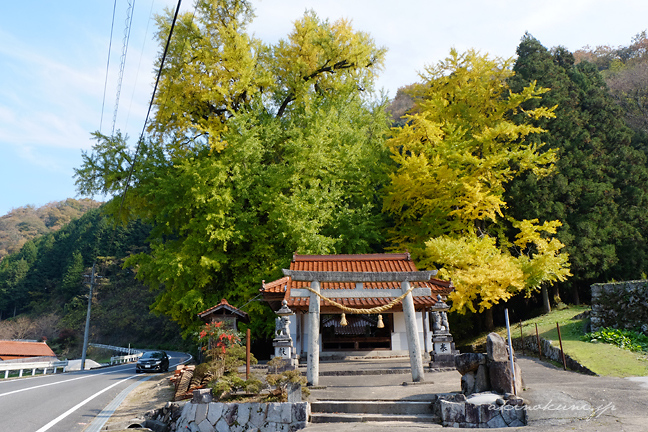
[574,31,648,152]
[0,198,102,261]
[0,207,185,357]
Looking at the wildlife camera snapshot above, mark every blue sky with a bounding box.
[1,0,647,216]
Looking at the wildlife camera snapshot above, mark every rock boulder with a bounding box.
[474,364,490,393]
[461,371,476,395]
[486,332,511,362]
[455,353,486,375]
[489,361,523,395]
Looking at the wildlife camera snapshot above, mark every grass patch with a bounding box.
[459,305,648,378]
[86,346,118,364]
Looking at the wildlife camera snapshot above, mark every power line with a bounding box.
[156,1,198,121]
[124,0,157,132]
[111,0,137,137]
[117,0,183,219]
[99,0,118,134]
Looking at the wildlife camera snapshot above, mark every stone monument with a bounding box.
[454,332,523,396]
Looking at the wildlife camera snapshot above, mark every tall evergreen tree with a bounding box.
[507,34,648,306]
[58,251,85,299]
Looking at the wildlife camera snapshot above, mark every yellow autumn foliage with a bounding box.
[384,49,570,312]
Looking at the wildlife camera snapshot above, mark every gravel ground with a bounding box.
[101,371,179,429]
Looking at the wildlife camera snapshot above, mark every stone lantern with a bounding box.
[273,300,298,370]
[429,295,459,368]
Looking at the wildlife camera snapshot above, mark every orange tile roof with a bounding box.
[261,253,453,309]
[0,340,56,360]
[198,298,249,321]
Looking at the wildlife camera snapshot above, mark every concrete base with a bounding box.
[310,413,438,424]
[65,359,103,371]
[313,400,434,415]
[311,400,440,424]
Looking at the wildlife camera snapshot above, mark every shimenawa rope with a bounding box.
[303,283,416,314]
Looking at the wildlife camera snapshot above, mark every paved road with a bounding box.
[305,356,648,431]
[0,351,189,432]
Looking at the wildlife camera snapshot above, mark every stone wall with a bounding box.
[175,400,309,432]
[435,393,527,428]
[591,280,648,333]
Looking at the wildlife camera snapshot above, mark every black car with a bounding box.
[135,351,170,373]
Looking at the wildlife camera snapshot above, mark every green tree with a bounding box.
[507,34,648,306]
[0,207,151,319]
[0,258,30,317]
[74,0,390,336]
[383,49,571,327]
[58,251,85,300]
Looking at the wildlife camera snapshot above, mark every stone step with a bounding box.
[310,413,441,424]
[311,400,434,415]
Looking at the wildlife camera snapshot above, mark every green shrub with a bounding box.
[582,327,648,352]
[266,369,310,401]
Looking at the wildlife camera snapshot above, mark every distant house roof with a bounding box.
[0,340,56,361]
[261,253,454,311]
[198,298,250,323]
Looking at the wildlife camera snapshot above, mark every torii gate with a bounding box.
[282,269,437,385]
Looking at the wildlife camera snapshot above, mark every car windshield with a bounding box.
[141,352,164,359]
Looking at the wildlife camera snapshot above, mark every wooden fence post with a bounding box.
[556,322,567,371]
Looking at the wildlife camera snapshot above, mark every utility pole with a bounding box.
[81,263,101,371]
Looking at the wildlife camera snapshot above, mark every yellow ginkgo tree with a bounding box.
[383,49,571,326]
[74,0,391,335]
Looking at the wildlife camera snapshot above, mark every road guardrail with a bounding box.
[89,343,144,354]
[110,352,143,365]
[0,359,68,379]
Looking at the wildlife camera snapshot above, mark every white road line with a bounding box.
[35,375,139,432]
[2,354,191,432]
[84,375,155,432]
[0,367,128,398]
[83,356,193,432]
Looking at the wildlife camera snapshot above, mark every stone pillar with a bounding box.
[422,308,429,354]
[296,311,302,358]
[401,280,425,382]
[307,280,320,386]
